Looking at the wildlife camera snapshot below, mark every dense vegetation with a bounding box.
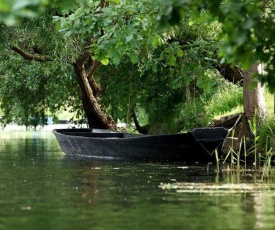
[0,3,244,132]
[0,1,274,151]
[0,14,82,127]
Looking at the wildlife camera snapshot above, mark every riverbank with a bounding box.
[1,124,80,132]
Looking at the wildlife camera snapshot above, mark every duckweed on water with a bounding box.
[159,182,275,194]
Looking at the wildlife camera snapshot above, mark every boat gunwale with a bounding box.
[52,129,191,140]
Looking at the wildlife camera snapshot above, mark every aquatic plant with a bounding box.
[258,115,275,151]
[222,128,243,169]
[220,116,275,179]
[248,116,259,167]
[215,149,219,172]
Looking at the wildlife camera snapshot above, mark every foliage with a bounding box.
[0,12,82,127]
[205,81,243,117]
[2,0,275,89]
[0,0,73,25]
[53,0,166,66]
[97,22,234,134]
[0,0,272,132]
[156,0,275,91]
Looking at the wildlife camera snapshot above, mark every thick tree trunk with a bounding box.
[216,63,266,153]
[237,64,265,140]
[243,64,266,120]
[11,41,117,130]
[73,55,117,130]
[215,63,266,124]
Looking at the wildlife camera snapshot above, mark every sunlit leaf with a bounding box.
[108,0,120,4]
[101,58,109,65]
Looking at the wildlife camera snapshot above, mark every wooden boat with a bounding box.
[53,127,228,162]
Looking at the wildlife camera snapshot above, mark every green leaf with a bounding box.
[126,35,133,42]
[101,58,109,65]
[130,53,139,64]
[108,0,120,4]
[112,52,121,65]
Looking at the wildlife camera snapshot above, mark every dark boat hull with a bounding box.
[53,128,227,162]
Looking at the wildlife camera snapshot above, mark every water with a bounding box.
[0,130,275,230]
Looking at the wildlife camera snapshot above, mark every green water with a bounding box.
[0,131,275,230]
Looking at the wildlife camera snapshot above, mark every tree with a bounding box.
[1,1,275,87]
[0,0,273,135]
[97,23,241,134]
[53,0,275,133]
[155,0,274,142]
[52,0,168,130]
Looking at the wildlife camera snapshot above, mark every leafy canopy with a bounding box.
[156,0,275,91]
[54,0,166,66]
[0,0,82,25]
[98,22,239,133]
[1,0,275,90]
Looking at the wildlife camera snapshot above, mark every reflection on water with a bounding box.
[0,130,275,230]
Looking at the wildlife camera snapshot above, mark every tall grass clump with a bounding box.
[258,115,275,156]
[205,82,243,117]
[175,81,243,132]
[176,100,211,132]
[254,115,275,178]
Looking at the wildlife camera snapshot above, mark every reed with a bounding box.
[237,137,243,170]
[224,137,243,171]
[215,149,220,172]
[223,128,235,167]
[222,116,275,179]
[260,137,275,179]
[248,116,259,168]
[243,137,247,173]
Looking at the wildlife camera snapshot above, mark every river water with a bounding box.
[0,130,275,230]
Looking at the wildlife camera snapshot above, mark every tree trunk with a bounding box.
[73,54,117,130]
[229,64,265,146]
[215,63,266,126]
[243,64,266,120]
[216,63,266,153]
[239,64,266,139]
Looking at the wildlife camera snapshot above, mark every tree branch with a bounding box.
[89,60,102,76]
[88,61,102,98]
[11,46,52,62]
[132,111,150,134]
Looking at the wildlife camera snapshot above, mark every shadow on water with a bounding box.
[0,130,274,229]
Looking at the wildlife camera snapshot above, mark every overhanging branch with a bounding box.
[11,46,52,62]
